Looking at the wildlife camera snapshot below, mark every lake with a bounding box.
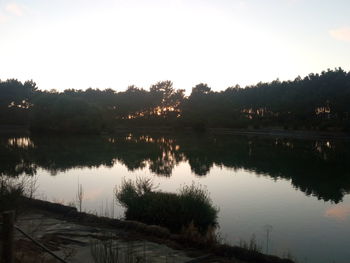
[1,132,350,263]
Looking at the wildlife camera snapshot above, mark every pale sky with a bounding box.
[1,0,350,92]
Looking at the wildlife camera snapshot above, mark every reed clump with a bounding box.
[115,178,218,233]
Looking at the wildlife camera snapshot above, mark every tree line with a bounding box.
[1,68,350,133]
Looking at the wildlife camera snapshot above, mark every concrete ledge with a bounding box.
[22,197,294,263]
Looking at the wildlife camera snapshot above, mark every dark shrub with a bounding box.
[0,177,24,213]
[116,178,218,232]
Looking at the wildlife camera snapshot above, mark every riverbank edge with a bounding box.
[111,126,350,139]
[207,128,350,140]
[20,197,294,263]
[2,124,349,140]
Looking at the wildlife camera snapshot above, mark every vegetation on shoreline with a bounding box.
[0,177,24,213]
[116,178,218,233]
[0,176,38,217]
[1,68,350,133]
[90,239,150,263]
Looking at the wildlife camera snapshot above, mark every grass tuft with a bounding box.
[116,178,218,233]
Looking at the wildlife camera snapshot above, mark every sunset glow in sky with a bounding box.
[1,0,350,92]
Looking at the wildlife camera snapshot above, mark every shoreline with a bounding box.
[207,128,350,140]
[1,124,349,140]
[107,126,350,140]
[19,197,294,263]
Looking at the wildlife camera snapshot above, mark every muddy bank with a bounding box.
[20,198,294,263]
[13,211,194,263]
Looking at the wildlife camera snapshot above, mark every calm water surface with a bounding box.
[2,133,350,263]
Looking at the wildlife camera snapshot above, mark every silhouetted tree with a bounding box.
[1,68,350,132]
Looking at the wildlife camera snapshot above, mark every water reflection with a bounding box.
[325,204,350,221]
[7,137,35,149]
[1,133,350,203]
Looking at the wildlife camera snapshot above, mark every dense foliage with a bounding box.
[116,178,218,232]
[1,68,350,132]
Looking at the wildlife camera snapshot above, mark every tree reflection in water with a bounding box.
[1,133,350,203]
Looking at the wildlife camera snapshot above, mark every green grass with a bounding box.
[116,178,218,232]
